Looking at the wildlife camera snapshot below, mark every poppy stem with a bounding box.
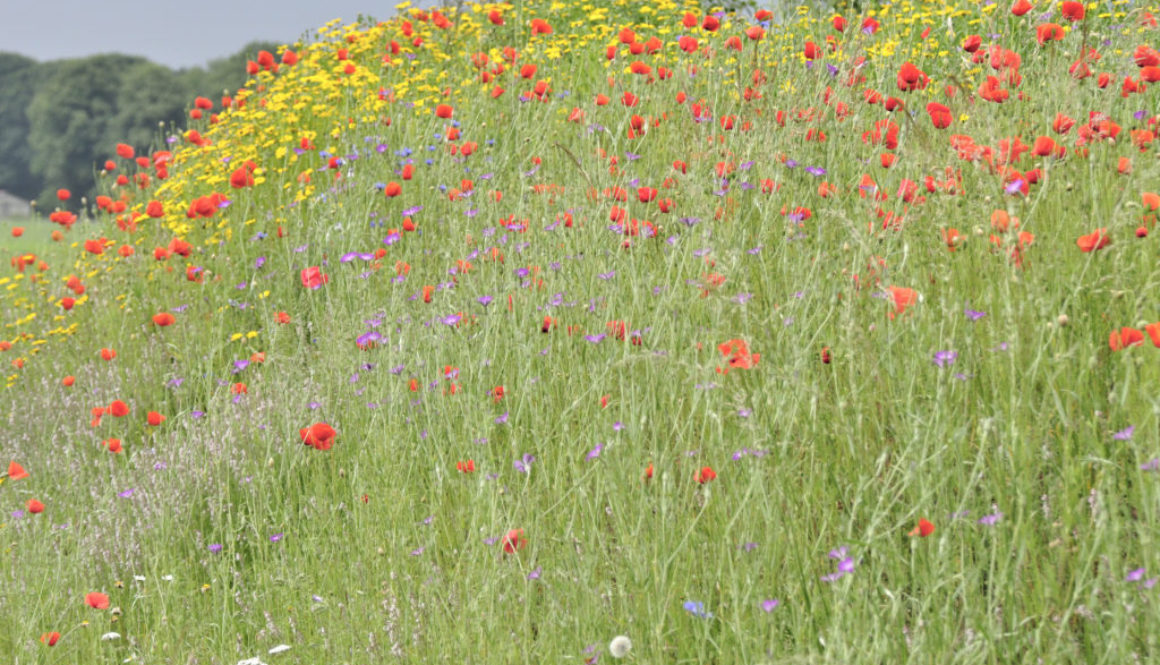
[552,142,594,191]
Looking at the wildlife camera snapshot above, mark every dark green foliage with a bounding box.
[0,53,44,201]
[0,41,279,211]
[27,54,147,207]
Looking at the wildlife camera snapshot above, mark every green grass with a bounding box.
[2,1,1160,663]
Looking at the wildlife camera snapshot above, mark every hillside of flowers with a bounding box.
[3,0,1160,661]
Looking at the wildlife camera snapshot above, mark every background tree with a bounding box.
[106,60,189,158]
[0,53,45,201]
[26,55,145,208]
[2,41,279,212]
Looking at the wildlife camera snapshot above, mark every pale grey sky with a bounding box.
[0,0,433,69]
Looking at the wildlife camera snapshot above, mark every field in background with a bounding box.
[3,0,1160,663]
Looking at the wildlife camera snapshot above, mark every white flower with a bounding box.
[268,644,291,655]
[161,574,175,581]
[609,635,632,658]
[100,632,122,641]
[237,658,266,665]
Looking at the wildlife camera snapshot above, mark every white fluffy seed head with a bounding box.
[609,635,632,658]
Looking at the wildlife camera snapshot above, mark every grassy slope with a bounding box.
[2,0,1160,663]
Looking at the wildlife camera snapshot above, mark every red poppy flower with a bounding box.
[62,375,75,387]
[1060,0,1084,21]
[108,400,130,417]
[1036,23,1065,45]
[694,466,717,484]
[909,518,935,537]
[1146,322,1160,347]
[104,438,123,453]
[501,528,527,554]
[1076,229,1111,252]
[147,411,166,427]
[896,62,929,92]
[152,312,176,327]
[86,592,110,610]
[644,463,654,480]
[101,348,116,361]
[1109,327,1146,351]
[926,102,952,129]
[456,459,476,473]
[229,167,255,189]
[300,422,337,451]
[1011,0,1032,16]
[7,461,29,480]
[39,631,60,646]
[888,286,919,317]
[301,267,329,289]
[27,499,45,514]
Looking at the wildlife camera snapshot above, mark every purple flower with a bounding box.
[1140,458,1160,471]
[208,544,223,553]
[585,334,606,343]
[822,546,856,581]
[118,488,135,499]
[527,566,542,580]
[1127,568,1147,582]
[612,421,624,431]
[933,351,958,368]
[1005,179,1025,195]
[760,599,780,612]
[357,331,383,347]
[977,512,1003,526]
[586,442,604,460]
[965,307,987,321]
[441,314,462,326]
[514,453,535,473]
[495,411,509,425]
[410,547,425,556]
[269,533,284,543]
[1113,426,1135,441]
[682,601,712,618]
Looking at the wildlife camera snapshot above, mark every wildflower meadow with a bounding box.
[3,0,1160,662]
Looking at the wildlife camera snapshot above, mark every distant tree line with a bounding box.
[0,42,278,211]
